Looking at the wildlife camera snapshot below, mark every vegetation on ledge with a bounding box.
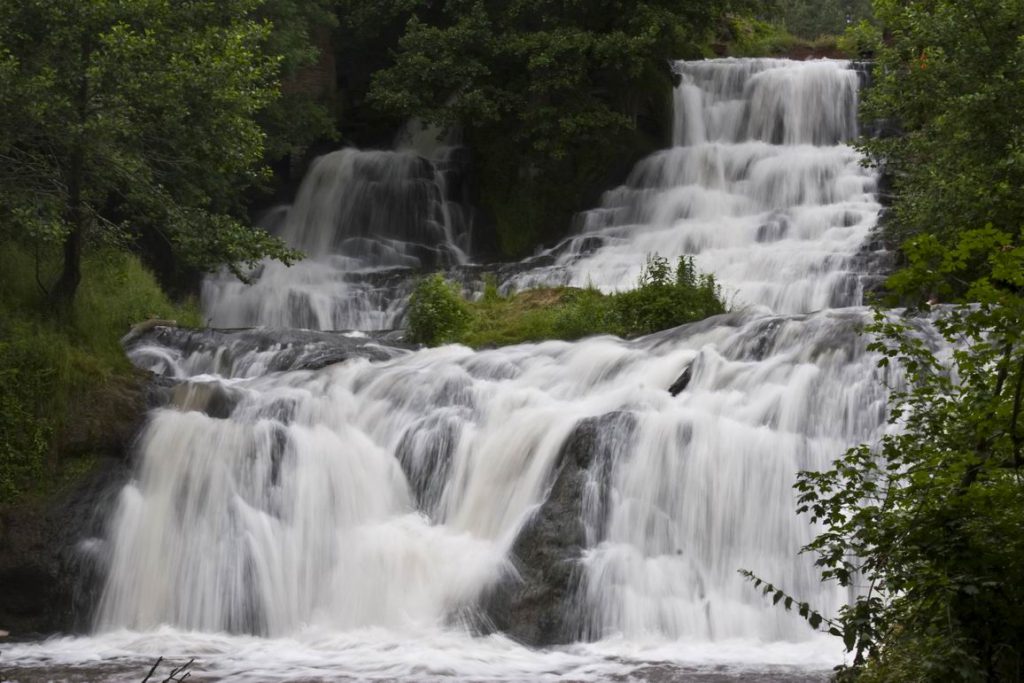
[0,244,200,502]
[407,255,726,348]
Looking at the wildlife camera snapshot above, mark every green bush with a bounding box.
[610,255,726,337]
[406,274,471,346]
[723,15,803,57]
[837,20,881,59]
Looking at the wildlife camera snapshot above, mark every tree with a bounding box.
[368,0,739,255]
[773,0,873,38]
[0,0,298,308]
[257,0,340,162]
[860,0,1024,277]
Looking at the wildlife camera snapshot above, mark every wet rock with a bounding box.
[0,367,155,636]
[481,412,633,646]
[170,381,241,419]
[127,326,411,377]
[0,453,131,636]
[669,365,693,396]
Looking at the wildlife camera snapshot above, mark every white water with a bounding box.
[509,58,877,314]
[6,59,886,682]
[202,147,472,331]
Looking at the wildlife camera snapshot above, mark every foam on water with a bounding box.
[3,628,842,681]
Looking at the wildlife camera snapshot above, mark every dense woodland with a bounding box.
[1,0,1023,679]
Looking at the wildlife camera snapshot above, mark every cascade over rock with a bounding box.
[202,147,476,331]
[507,58,887,315]
[482,412,634,646]
[3,58,904,681]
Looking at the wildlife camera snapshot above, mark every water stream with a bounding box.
[5,58,890,682]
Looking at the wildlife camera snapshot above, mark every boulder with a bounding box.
[481,412,634,645]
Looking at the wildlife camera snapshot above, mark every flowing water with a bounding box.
[507,59,880,312]
[5,58,891,681]
[201,146,473,331]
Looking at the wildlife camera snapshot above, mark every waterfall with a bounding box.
[201,148,473,331]
[5,58,895,680]
[508,58,878,315]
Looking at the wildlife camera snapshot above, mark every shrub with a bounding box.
[837,20,881,59]
[610,255,725,337]
[406,274,471,346]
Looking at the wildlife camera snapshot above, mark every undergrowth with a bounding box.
[716,15,843,58]
[0,243,200,502]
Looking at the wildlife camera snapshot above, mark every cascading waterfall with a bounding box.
[508,58,879,314]
[202,147,473,331]
[4,58,898,681]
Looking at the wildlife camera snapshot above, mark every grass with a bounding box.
[462,286,609,348]
[409,256,728,349]
[0,242,200,502]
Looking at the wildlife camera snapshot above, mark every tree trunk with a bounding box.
[51,33,91,312]
[51,221,83,309]
[51,148,85,311]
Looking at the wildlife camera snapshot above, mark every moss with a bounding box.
[0,243,198,502]
[462,287,597,348]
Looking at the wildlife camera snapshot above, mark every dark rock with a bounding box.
[0,456,131,636]
[669,365,693,396]
[59,370,151,458]
[127,326,411,378]
[0,370,152,636]
[480,412,634,646]
[170,381,241,419]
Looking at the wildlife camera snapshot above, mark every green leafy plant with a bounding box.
[610,255,725,337]
[0,242,200,501]
[744,226,1024,681]
[406,274,472,346]
[837,19,881,58]
[0,0,299,307]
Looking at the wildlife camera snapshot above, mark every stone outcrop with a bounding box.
[481,412,634,646]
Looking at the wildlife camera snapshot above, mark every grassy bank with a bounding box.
[0,244,201,502]
[408,256,727,348]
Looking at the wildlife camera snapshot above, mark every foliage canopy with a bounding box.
[0,0,301,306]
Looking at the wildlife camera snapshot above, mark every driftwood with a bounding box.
[141,656,194,683]
[120,318,178,346]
